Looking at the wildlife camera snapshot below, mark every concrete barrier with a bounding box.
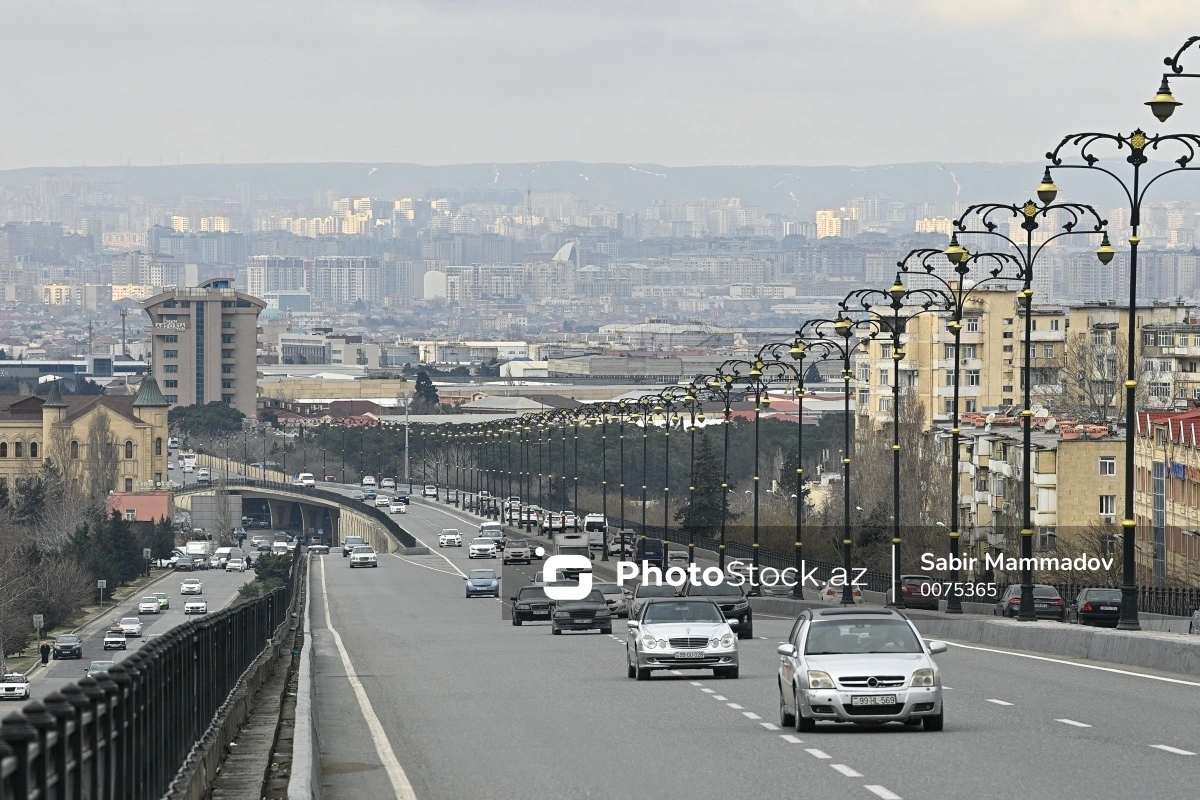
[288,554,320,800]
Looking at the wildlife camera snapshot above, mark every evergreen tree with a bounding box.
[149,516,177,561]
[413,371,440,411]
[674,432,738,534]
[12,477,47,527]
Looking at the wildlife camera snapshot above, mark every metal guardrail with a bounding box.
[176,478,419,550]
[0,553,299,800]
[1050,582,1200,618]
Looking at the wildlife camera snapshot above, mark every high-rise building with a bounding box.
[311,257,381,307]
[247,256,308,297]
[142,279,265,417]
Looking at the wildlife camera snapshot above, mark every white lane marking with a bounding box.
[712,695,727,701]
[701,688,715,694]
[689,681,704,686]
[864,786,902,800]
[760,722,780,731]
[985,699,1013,706]
[670,670,683,675]
[945,641,1200,687]
[391,554,461,577]
[1150,744,1196,755]
[780,734,804,744]
[805,748,831,759]
[318,558,417,799]
[727,702,744,709]
[398,534,467,578]
[742,711,762,720]
[1055,718,1092,728]
[831,764,863,777]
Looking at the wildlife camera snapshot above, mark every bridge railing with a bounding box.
[0,550,300,800]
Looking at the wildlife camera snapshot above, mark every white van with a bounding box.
[583,514,608,549]
[293,473,316,487]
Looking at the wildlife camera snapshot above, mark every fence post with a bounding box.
[104,664,132,796]
[0,713,40,800]
[40,693,73,800]
[59,683,93,800]
[20,703,55,800]
[94,672,121,800]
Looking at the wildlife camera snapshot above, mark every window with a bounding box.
[1050,319,1060,331]
[164,365,179,373]
[222,349,234,359]
[1100,456,1116,476]
[879,397,893,413]
[163,350,178,358]
[125,441,134,460]
[961,344,978,359]
[14,442,22,458]
[1093,330,1110,346]
[966,370,981,386]
[857,388,870,405]
[1030,319,1038,330]
[124,478,133,493]
[163,335,178,343]
[70,440,79,459]
[155,437,163,456]
[1150,383,1170,398]
[880,343,892,359]
[965,400,977,412]
[221,365,233,374]
[1003,345,1013,353]
[222,380,233,389]
[1003,318,1013,325]
[1002,331,1014,339]
[976,476,988,493]
[222,321,233,328]
[966,317,980,332]
[164,380,178,388]
[1043,345,1055,358]
[125,509,137,522]
[0,442,6,458]
[1099,495,1117,515]
[944,344,956,360]
[944,399,954,413]
[878,368,889,386]
[221,335,234,344]
[1001,398,1012,406]
[165,395,178,403]
[857,364,870,383]
[1002,385,1013,393]
[1036,530,1057,552]
[1159,330,1173,346]
[28,442,36,459]
[222,394,235,404]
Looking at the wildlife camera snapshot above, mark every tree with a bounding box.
[674,433,738,534]
[85,410,120,503]
[412,371,440,412]
[148,516,176,561]
[1057,326,1142,421]
[169,401,246,436]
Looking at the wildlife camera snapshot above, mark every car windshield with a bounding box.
[518,587,548,600]
[636,584,677,597]
[121,617,139,624]
[470,570,497,579]
[2,674,24,682]
[89,662,113,670]
[153,593,167,598]
[687,581,744,597]
[352,547,374,554]
[184,579,199,584]
[1084,589,1122,602]
[902,576,932,586]
[804,619,922,655]
[442,530,460,536]
[57,635,80,643]
[594,583,622,596]
[471,538,493,546]
[643,601,723,623]
[1033,586,1061,599]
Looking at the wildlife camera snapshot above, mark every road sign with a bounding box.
[318,528,324,536]
[32,614,43,631]
[97,579,107,589]
[143,547,152,559]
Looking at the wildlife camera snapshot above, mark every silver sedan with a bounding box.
[626,598,738,680]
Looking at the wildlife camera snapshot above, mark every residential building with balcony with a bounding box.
[1134,408,1200,585]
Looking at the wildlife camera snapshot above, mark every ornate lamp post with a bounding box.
[703,374,738,570]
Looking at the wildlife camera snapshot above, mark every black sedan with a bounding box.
[1068,587,1123,627]
[510,586,552,625]
[53,634,83,659]
[994,584,1067,621]
[550,588,613,634]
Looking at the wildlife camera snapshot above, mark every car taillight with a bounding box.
[1008,598,1020,605]
[1081,602,1094,612]
[1051,599,1065,605]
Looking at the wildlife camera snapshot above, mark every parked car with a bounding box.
[1068,587,1123,627]
[994,584,1067,621]
[362,475,377,487]
[815,580,865,605]
[52,634,83,660]
[885,574,940,611]
[381,478,396,489]
[423,484,438,498]
[0,673,30,701]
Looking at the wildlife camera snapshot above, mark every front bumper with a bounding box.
[635,647,738,670]
[466,584,500,596]
[1,689,29,700]
[503,552,531,563]
[799,686,943,723]
[54,649,81,659]
[513,606,552,621]
[552,614,613,631]
[350,559,378,567]
[468,549,496,558]
[103,641,126,650]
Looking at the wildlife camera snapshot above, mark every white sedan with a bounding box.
[138,596,160,614]
[0,673,30,701]
[389,502,407,514]
[119,617,144,637]
[374,495,391,507]
[381,478,396,489]
[225,558,246,572]
[439,530,463,547]
[181,578,203,595]
[184,600,209,615]
[815,581,864,604]
[349,545,379,568]
[468,538,498,559]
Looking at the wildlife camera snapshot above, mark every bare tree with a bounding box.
[1057,325,1148,421]
[85,410,120,503]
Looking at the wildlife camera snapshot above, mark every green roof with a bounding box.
[132,375,170,407]
[42,379,67,408]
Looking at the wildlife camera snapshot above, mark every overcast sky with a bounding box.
[5,0,1200,169]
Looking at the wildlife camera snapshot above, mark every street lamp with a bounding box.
[1044,117,1200,629]
[951,196,1110,620]
[1144,36,1200,122]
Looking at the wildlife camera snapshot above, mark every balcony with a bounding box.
[1033,510,1057,527]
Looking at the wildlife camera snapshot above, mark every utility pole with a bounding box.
[120,308,128,357]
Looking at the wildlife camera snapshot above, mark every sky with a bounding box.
[5,0,1200,169]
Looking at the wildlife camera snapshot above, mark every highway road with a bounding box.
[27,567,254,703]
[304,495,1200,800]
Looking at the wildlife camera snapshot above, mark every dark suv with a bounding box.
[53,634,83,659]
[682,579,754,639]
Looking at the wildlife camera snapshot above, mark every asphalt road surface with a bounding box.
[27,566,254,703]
[301,496,1200,799]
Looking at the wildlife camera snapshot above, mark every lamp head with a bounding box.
[697,411,706,423]
[889,276,906,305]
[788,342,805,360]
[1036,167,1059,205]
[761,394,772,408]
[894,346,905,361]
[944,233,966,265]
[1147,77,1181,122]
[1096,233,1116,265]
[834,317,852,338]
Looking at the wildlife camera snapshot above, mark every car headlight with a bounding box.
[642,635,657,649]
[516,604,529,610]
[732,601,748,610]
[910,668,936,687]
[555,611,571,618]
[656,638,668,649]
[720,633,735,648]
[807,670,835,690]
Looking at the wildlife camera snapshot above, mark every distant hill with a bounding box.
[0,160,1178,216]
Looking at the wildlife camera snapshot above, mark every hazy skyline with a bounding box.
[6,1,1200,170]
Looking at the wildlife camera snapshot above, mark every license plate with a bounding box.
[851,695,896,706]
[1100,606,1118,611]
[1036,603,1049,607]
[573,618,591,625]
[533,610,549,616]
[675,651,706,659]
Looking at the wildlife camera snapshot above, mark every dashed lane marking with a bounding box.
[742,712,762,720]
[726,702,744,709]
[712,695,727,701]
[1055,719,1092,728]
[701,688,715,694]
[831,764,863,777]
[780,734,804,744]
[1150,745,1196,755]
[805,748,831,759]
[319,558,417,799]
[689,681,704,686]
[985,699,1013,706]
[864,786,902,800]
[760,722,780,731]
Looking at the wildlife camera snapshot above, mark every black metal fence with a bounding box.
[177,478,419,549]
[1051,583,1200,618]
[0,552,299,800]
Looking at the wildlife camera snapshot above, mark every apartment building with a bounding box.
[1138,319,1200,410]
[1134,409,1200,584]
[142,279,265,417]
[311,257,381,307]
[247,256,308,297]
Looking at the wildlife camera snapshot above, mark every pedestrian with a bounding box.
[39,641,50,665]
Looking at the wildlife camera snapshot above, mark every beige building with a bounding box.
[0,377,171,495]
[142,279,265,417]
[1134,408,1200,584]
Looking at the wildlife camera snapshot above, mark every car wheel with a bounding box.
[513,619,521,626]
[600,626,612,634]
[738,621,754,640]
[635,666,651,681]
[779,684,796,727]
[627,659,637,679]
[903,717,922,727]
[923,711,944,731]
[552,626,562,635]
[794,688,816,732]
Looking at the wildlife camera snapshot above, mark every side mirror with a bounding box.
[627,620,639,628]
[776,643,796,657]
[927,640,948,655]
